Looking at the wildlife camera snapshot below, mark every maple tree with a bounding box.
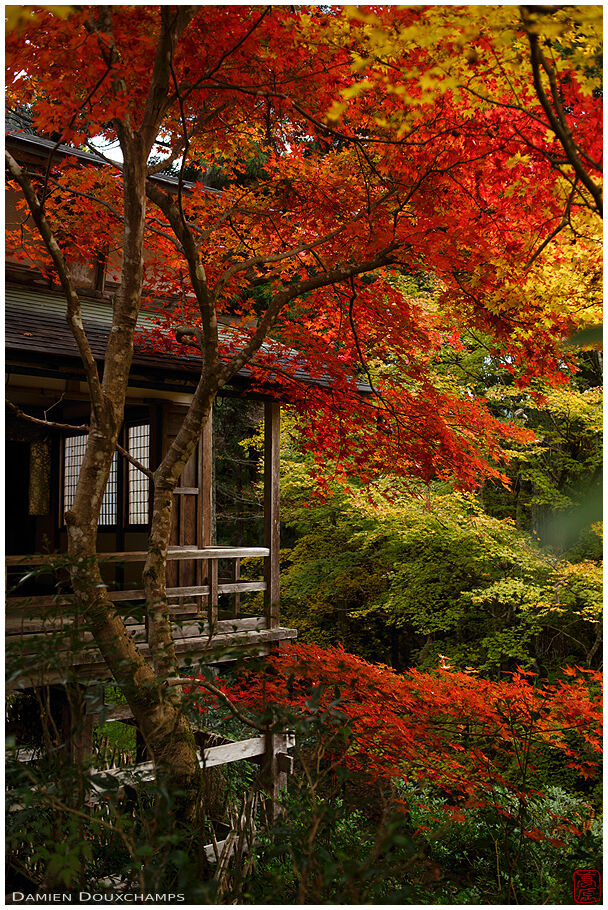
[198,642,602,841]
[5,4,602,825]
[337,5,602,220]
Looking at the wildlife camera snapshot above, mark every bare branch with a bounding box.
[6,399,154,480]
[114,442,154,480]
[6,399,88,434]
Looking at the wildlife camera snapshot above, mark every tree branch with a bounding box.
[212,187,398,300]
[6,399,88,434]
[164,676,267,732]
[6,399,154,480]
[140,5,198,152]
[145,180,218,369]
[217,247,398,386]
[524,180,578,270]
[5,151,105,423]
[169,58,191,234]
[43,173,124,222]
[170,7,272,107]
[521,7,602,217]
[346,278,404,447]
[37,60,114,213]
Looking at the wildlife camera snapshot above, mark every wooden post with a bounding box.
[200,405,218,629]
[209,560,218,634]
[233,557,241,617]
[264,402,280,629]
[199,409,213,549]
[53,684,97,763]
[260,731,289,825]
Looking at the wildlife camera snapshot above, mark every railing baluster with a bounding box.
[209,559,218,634]
[233,558,241,618]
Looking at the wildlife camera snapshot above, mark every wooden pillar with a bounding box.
[260,731,290,825]
[264,401,280,629]
[52,684,98,763]
[200,406,213,550]
[233,557,241,617]
[200,405,218,630]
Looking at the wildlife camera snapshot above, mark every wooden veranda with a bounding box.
[6,401,290,682]
[6,401,295,818]
[6,545,296,687]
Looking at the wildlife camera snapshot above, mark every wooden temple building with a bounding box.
[5,131,303,803]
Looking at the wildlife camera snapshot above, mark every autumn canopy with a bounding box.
[6,5,602,489]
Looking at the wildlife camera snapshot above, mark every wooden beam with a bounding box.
[264,402,281,629]
[8,611,259,637]
[18,628,298,670]
[8,632,298,689]
[7,614,269,639]
[86,734,277,784]
[5,547,269,566]
[6,580,266,613]
[8,625,298,668]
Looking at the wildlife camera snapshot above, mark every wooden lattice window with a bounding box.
[63,435,118,526]
[62,422,150,528]
[127,423,150,525]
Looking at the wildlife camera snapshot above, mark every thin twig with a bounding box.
[164,676,267,732]
[6,399,154,479]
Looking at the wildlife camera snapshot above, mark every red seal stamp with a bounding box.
[574,869,601,904]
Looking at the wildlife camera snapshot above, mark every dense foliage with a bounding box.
[6,4,602,488]
[189,642,602,903]
[277,443,602,676]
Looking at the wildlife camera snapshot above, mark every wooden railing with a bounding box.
[7,542,295,820]
[6,546,297,676]
[7,545,267,611]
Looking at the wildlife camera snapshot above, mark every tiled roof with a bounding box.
[6,286,245,384]
[6,286,373,395]
[5,130,218,193]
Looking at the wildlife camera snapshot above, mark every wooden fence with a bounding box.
[6,545,296,685]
